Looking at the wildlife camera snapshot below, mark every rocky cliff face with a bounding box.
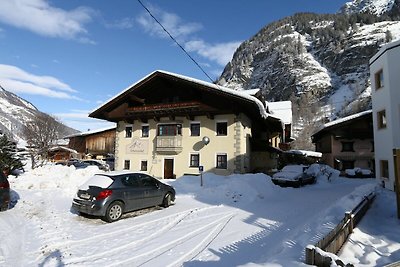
[0,85,77,144]
[217,0,400,148]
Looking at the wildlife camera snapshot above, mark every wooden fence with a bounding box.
[305,191,376,267]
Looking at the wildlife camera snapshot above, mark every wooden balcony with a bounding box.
[156,136,183,154]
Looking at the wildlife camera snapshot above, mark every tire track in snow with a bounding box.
[59,207,228,265]
[110,212,236,267]
[38,208,198,253]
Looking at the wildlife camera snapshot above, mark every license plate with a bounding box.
[80,193,91,200]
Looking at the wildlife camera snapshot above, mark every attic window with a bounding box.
[125,126,133,138]
[216,122,228,136]
[375,69,384,90]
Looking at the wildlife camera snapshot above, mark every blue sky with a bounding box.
[0,0,348,132]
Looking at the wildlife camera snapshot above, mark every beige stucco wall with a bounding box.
[114,114,253,178]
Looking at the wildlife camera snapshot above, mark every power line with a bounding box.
[136,0,215,83]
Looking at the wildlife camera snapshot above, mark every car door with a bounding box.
[138,174,163,207]
[121,174,146,212]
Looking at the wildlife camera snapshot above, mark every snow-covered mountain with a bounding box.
[0,85,77,144]
[341,0,395,15]
[217,0,400,148]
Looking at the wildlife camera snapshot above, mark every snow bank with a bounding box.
[9,164,102,197]
[171,172,275,206]
[306,163,340,181]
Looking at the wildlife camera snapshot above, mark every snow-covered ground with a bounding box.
[0,164,398,266]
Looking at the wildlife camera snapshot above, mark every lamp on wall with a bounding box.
[202,136,210,145]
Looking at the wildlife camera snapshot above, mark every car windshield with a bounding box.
[79,175,114,190]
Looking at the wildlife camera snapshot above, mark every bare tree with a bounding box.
[23,113,63,169]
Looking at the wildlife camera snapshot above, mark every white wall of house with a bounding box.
[114,114,253,179]
[370,40,400,190]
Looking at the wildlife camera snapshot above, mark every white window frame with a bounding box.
[190,121,201,137]
[140,160,148,171]
[125,124,133,138]
[215,120,228,136]
[189,153,200,168]
[124,159,131,170]
[215,153,228,169]
[141,124,150,138]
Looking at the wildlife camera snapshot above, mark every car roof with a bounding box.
[95,171,150,177]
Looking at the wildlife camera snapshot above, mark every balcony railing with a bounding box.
[156,136,183,154]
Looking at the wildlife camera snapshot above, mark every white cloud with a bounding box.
[106,17,135,30]
[0,0,94,41]
[185,40,241,66]
[54,110,114,132]
[0,64,80,100]
[136,5,240,67]
[136,5,202,41]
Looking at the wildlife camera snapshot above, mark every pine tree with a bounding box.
[0,134,24,174]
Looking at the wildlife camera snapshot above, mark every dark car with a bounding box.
[0,172,10,211]
[271,165,316,187]
[56,159,89,169]
[83,159,110,171]
[72,171,176,222]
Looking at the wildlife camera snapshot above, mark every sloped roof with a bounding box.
[89,70,282,131]
[91,70,281,120]
[49,146,78,154]
[64,125,116,139]
[312,109,373,138]
[266,101,292,125]
[370,39,400,65]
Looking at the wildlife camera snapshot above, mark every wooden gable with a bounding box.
[90,71,282,132]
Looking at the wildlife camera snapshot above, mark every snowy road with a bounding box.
[0,165,378,266]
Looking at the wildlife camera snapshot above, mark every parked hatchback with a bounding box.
[0,172,10,211]
[72,171,175,222]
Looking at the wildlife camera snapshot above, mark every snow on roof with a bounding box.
[323,109,372,129]
[285,149,322,158]
[266,101,292,124]
[242,88,260,96]
[91,70,280,121]
[370,38,400,65]
[48,146,78,154]
[64,125,116,139]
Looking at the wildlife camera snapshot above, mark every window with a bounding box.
[341,142,354,152]
[377,110,387,129]
[190,123,200,136]
[380,160,389,179]
[216,154,227,169]
[157,124,182,136]
[141,160,148,171]
[121,175,139,187]
[342,160,354,171]
[375,69,384,89]
[124,160,130,170]
[190,154,200,167]
[216,122,227,136]
[142,125,149,138]
[140,174,157,187]
[125,126,132,138]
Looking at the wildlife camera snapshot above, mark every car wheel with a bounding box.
[298,178,303,187]
[105,201,124,222]
[162,193,172,208]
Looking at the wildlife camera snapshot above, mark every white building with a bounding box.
[370,39,400,190]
